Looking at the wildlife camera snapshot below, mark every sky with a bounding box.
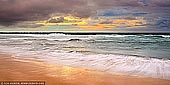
[0,0,170,32]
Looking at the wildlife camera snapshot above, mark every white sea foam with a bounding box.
[3,34,137,43]
[0,46,170,80]
[0,34,170,79]
[162,35,170,38]
[0,34,135,38]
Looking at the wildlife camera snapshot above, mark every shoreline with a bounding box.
[0,53,170,85]
[0,32,170,35]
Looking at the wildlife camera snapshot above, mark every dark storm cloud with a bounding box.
[149,0,170,7]
[0,0,170,26]
[92,0,139,8]
[92,0,170,8]
[0,0,91,25]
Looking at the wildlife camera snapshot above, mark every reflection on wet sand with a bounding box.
[0,53,170,85]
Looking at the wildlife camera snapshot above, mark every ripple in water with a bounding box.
[0,34,170,80]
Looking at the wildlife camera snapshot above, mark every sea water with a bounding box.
[0,33,170,80]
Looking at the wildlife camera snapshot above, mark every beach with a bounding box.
[0,0,170,84]
[0,53,169,85]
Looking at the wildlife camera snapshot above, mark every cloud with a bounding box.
[0,0,91,25]
[0,0,170,26]
[92,0,139,8]
[91,0,170,8]
[150,0,170,7]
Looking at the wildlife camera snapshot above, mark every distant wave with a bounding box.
[0,33,169,37]
[0,34,135,41]
[162,35,170,38]
[0,46,170,80]
[0,32,170,35]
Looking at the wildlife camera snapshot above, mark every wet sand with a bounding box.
[0,53,169,85]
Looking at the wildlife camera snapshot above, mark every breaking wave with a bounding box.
[0,46,170,80]
[0,34,170,80]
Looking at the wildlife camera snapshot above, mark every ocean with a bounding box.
[0,33,170,80]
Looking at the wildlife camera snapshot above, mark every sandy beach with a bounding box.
[0,53,169,85]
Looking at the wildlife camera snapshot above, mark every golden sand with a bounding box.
[0,53,169,85]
